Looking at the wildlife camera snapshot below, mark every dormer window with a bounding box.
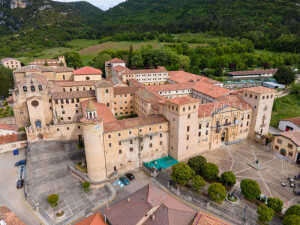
[23,86,27,92]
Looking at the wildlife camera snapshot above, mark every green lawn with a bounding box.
[270,94,300,127]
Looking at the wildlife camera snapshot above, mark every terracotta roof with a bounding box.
[192,212,230,225]
[113,87,140,95]
[127,79,145,87]
[0,124,18,131]
[73,67,103,75]
[53,66,74,72]
[193,81,230,99]
[281,117,300,127]
[18,73,48,86]
[104,115,167,133]
[135,89,166,110]
[104,184,197,225]
[52,80,95,87]
[113,65,129,72]
[123,67,167,75]
[274,130,300,146]
[106,58,125,63]
[51,90,95,100]
[0,134,18,144]
[168,71,222,85]
[168,96,199,105]
[1,57,19,63]
[198,99,252,118]
[147,83,194,92]
[14,65,54,73]
[75,212,107,225]
[106,77,127,86]
[226,69,277,76]
[95,80,113,88]
[81,100,116,124]
[241,86,277,94]
[0,206,26,225]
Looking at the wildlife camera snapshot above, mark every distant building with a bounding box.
[226,69,277,79]
[0,124,18,136]
[104,184,198,225]
[0,58,21,70]
[263,82,285,89]
[105,58,126,78]
[73,67,103,81]
[0,206,26,225]
[272,129,300,164]
[75,212,107,225]
[29,56,66,67]
[279,117,300,131]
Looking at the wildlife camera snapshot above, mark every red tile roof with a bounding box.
[51,90,95,100]
[0,206,26,225]
[281,117,300,127]
[75,212,107,225]
[127,79,145,87]
[192,212,230,225]
[113,65,129,72]
[73,67,103,75]
[104,184,197,225]
[168,96,199,105]
[106,58,125,63]
[198,99,252,118]
[274,130,300,146]
[104,115,168,133]
[0,124,18,131]
[18,73,48,86]
[226,69,277,76]
[113,86,140,95]
[193,81,230,98]
[146,83,194,92]
[135,88,166,110]
[81,100,116,124]
[0,134,18,144]
[52,80,95,87]
[168,71,222,85]
[241,86,277,94]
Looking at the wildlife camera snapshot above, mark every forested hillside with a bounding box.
[97,0,300,53]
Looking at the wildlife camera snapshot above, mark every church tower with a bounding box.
[81,99,107,182]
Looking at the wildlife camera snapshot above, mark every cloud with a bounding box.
[56,0,125,10]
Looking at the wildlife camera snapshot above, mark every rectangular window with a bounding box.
[130,147,133,152]
[199,124,202,129]
[119,141,121,146]
[206,122,209,128]
[118,133,121,137]
[109,143,112,147]
[288,152,293,157]
[119,150,122,154]
[277,139,282,144]
[288,144,293,149]
[275,145,279,150]
[187,126,190,132]
[198,132,201,137]
[160,141,162,145]
[129,131,132,135]
[206,130,208,135]
[149,143,152,148]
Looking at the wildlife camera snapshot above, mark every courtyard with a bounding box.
[199,139,300,204]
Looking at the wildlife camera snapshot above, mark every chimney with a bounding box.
[127,197,131,202]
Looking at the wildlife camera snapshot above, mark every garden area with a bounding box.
[0,103,14,118]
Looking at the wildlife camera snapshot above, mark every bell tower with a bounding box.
[81,99,107,182]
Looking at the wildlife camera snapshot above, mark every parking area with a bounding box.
[0,148,41,225]
[200,139,300,203]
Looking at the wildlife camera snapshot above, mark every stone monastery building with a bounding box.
[10,58,276,182]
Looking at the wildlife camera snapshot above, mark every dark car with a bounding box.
[17,179,24,189]
[293,189,300,195]
[120,177,130,185]
[15,159,26,167]
[126,173,135,180]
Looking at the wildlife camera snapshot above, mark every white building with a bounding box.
[279,117,300,132]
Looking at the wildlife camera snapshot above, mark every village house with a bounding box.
[1,57,21,70]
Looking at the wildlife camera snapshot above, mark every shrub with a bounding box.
[187,155,207,174]
[171,162,195,185]
[221,171,236,187]
[192,175,205,190]
[283,215,300,225]
[201,163,219,180]
[240,179,261,200]
[285,205,300,217]
[82,181,90,189]
[47,194,59,207]
[267,197,283,213]
[257,204,274,222]
[208,183,226,203]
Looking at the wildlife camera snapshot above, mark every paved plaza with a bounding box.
[27,140,113,223]
[200,139,300,203]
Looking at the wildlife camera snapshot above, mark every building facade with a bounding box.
[1,58,21,70]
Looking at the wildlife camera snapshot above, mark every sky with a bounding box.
[57,0,125,10]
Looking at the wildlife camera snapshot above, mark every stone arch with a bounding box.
[35,120,42,128]
[221,128,229,142]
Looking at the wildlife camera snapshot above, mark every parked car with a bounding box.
[17,179,24,189]
[126,173,135,180]
[15,159,26,167]
[120,177,130,185]
[293,189,300,195]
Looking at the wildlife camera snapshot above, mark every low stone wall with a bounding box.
[0,140,27,154]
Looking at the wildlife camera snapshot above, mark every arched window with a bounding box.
[31,85,35,92]
[38,85,42,91]
[35,120,42,128]
[23,86,27,92]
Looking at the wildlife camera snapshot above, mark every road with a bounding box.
[0,149,41,225]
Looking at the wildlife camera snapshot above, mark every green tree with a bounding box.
[128,45,133,68]
[201,163,219,180]
[283,215,300,225]
[273,66,296,85]
[240,179,261,200]
[94,53,111,76]
[0,66,14,97]
[221,171,236,187]
[257,204,274,222]
[47,194,59,207]
[187,155,207,175]
[192,175,205,190]
[171,162,195,185]
[179,54,190,70]
[285,205,300,217]
[267,197,283,213]
[64,51,83,69]
[208,183,226,203]
[131,51,144,68]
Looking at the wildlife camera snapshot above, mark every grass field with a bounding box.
[270,94,300,127]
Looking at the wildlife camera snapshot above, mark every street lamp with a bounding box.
[243,205,248,222]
